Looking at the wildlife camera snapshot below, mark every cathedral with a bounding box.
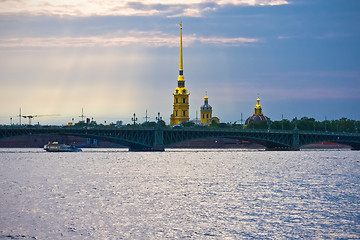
[169,24,267,127]
[170,23,190,126]
[170,24,219,126]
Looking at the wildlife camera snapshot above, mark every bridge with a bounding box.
[1,126,360,151]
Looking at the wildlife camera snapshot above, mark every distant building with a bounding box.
[170,23,190,126]
[245,96,269,125]
[200,94,220,125]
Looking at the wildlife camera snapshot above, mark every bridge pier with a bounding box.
[127,127,165,151]
[265,145,300,151]
[266,146,300,151]
[128,146,165,152]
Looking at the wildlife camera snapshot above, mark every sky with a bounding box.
[0,0,359,125]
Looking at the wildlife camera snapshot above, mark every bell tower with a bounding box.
[200,94,212,124]
[170,23,190,126]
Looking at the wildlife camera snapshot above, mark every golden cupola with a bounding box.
[245,96,269,125]
[254,97,262,115]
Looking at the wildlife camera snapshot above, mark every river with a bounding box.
[0,148,359,239]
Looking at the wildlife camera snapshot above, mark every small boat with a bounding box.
[43,141,82,152]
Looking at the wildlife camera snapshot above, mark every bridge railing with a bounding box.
[1,124,359,135]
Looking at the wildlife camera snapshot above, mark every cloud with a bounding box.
[259,87,360,100]
[277,35,291,40]
[230,84,360,101]
[0,31,259,48]
[0,0,289,17]
[196,36,259,46]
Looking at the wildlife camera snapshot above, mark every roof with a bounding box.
[245,114,269,125]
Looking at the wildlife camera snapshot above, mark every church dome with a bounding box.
[245,114,269,125]
[245,96,269,125]
[201,95,212,110]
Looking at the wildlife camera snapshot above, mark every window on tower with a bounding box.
[176,98,178,103]
[183,111,186,117]
[183,98,185,103]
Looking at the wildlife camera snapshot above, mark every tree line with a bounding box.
[179,117,360,133]
[243,117,359,133]
[72,117,359,133]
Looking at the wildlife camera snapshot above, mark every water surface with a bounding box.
[0,149,359,239]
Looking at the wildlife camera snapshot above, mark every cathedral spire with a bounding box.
[178,23,185,84]
[179,22,183,76]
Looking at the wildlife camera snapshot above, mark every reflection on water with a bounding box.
[0,149,359,239]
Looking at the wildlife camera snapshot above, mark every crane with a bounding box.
[22,114,59,125]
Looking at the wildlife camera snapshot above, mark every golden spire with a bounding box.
[179,22,183,74]
[178,23,185,82]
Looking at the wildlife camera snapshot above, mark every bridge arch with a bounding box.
[162,129,295,150]
[299,132,360,150]
[0,127,156,150]
[1,127,359,151]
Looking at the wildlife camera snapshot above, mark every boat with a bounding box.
[43,141,82,152]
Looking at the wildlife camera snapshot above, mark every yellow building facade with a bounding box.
[170,23,190,126]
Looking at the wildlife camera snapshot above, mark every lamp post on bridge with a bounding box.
[294,117,298,130]
[156,112,162,123]
[267,120,272,130]
[355,121,358,133]
[132,113,138,125]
